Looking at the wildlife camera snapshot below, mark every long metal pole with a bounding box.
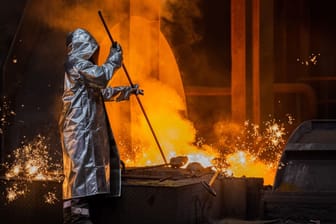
[98,10,168,165]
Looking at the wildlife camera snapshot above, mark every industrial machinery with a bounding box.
[263,119,336,223]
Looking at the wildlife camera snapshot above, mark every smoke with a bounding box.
[23,0,226,168]
[160,0,232,140]
[24,0,225,132]
[29,0,129,43]
[28,0,205,65]
[0,96,16,135]
[30,0,204,44]
[10,1,285,184]
[160,0,203,45]
[160,0,205,83]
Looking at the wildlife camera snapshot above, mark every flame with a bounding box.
[213,118,292,185]
[101,16,212,166]
[225,150,277,185]
[93,15,293,186]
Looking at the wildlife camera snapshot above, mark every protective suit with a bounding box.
[59,28,139,202]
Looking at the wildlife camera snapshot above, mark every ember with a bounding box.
[0,2,295,207]
[297,52,321,66]
[0,96,16,135]
[44,191,59,204]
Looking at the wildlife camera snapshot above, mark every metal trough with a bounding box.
[0,165,264,224]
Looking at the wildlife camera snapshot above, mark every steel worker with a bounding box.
[59,28,143,224]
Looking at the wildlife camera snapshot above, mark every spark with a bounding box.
[6,183,26,203]
[297,53,320,66]
[26,163,39,176]
[2,134,63,203]
[0,96,16,134]
[212,115,293,184]
[44,192,59,204]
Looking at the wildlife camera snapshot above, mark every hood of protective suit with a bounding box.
[66,28,98,60]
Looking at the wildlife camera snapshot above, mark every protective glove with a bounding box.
[115,84,144,102]
[112,41,121,51]
[107,41,123,68]
[130,84,144,96]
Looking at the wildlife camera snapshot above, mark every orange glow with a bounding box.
[0,0,294,204]
[95,16,291,186]
[225,150,277,185]
[100,16,207,167]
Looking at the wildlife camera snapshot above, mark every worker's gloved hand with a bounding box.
[112,41,121,51]
[131,84,144,96]
[107,41,123,68]
[115,84,144,102]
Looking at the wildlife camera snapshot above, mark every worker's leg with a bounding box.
[63,197,93,224]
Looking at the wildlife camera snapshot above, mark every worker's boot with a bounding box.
[63,197,93,224]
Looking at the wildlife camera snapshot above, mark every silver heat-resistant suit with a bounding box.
[59,28,139,200]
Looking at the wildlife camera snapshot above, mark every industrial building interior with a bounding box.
[0,0,336,223]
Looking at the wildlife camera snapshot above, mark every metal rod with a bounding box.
[208,169,220,186]
[201,169,220,197]
[98,10,168,165]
